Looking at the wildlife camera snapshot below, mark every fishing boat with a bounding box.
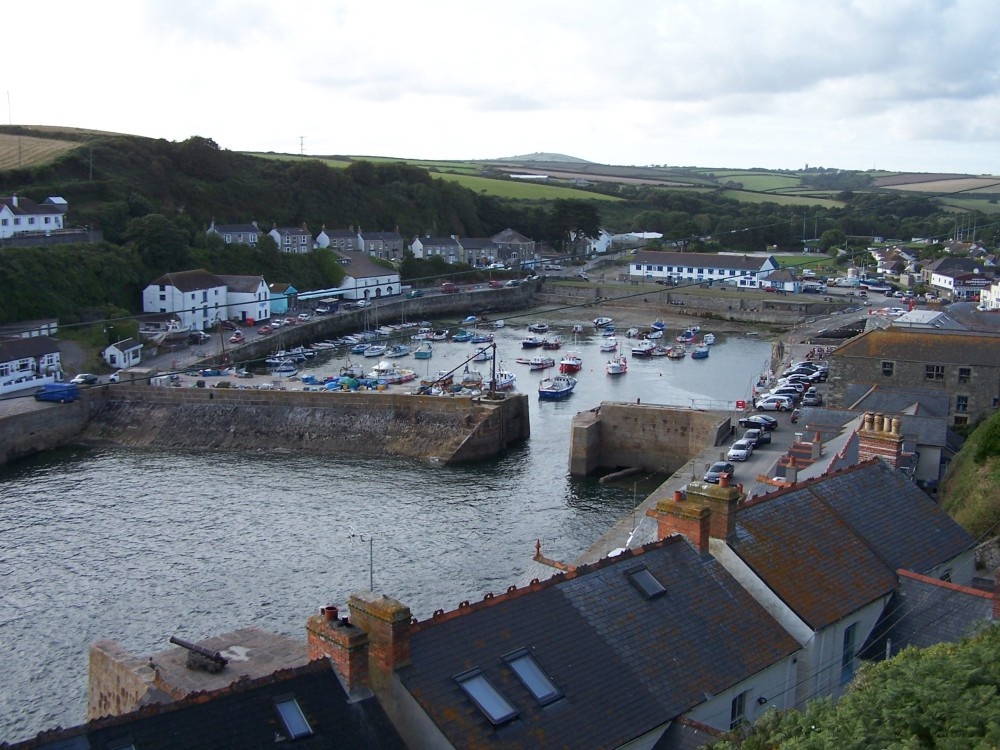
[450,329,474,342]
[631,340,656,357]
[459,368,485,391]
[571,324,584,334]
[626,327,640,338]
[492,320,505,329]
[521,335,545,349]
[470,332,494,344]
[384,344,411,358]
[666,345,687,359]
[593,316,613,329]
[350,342,370,354]
[363,343,388,358]
[411,327,434,341]
[651,318,665,332]
[528,356,556,370]
[288,346,316,358]
[487,367,517,391]
[367,361,417,383]
[420,370,454,388]
[430,329,450,341]
[538,374,577,400]
[600,326,616,337]
[702,333,716,345]
[650,346,672,357]
[559,351,583,373]
[599,337,619,352]
[643,329,663,340]
[690,343,710,359]
[606,356,628,375]
[413,342,433,359]
[270,359,298,377]
[471,347,494,362]
[527,322,549,334]
[340,361,366,378]
[542,337,562,350]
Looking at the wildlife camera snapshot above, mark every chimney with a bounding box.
[786,456,798,484]
[347,592,411,689]
[306,605,370,695]
[857,411,904,468]
[11,194,17,207]
[685,477,741,541]
[653,490,711,553]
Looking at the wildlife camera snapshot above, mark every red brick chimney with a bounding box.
[857,412,904,468]
[653,490,711,553]
[306,605,370,695]
[347,592,412,690]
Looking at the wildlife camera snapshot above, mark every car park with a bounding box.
[726,440,754,461]
[738,414,778,431]
[70,373,99,385]
[756,395,794,411]
[742,428,771,447]
[703,461,735,484]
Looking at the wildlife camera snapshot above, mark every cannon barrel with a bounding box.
[169,635,229,666]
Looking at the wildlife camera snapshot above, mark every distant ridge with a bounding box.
[494,152,593,164]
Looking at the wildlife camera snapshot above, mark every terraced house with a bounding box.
[631,251,778,287]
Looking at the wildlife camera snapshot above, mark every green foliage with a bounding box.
[940,410,1000,538]
[711,627,1000,749]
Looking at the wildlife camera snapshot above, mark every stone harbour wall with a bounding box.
[81,386,530,464]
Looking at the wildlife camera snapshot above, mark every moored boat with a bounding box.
[451,329,474,342]
[528,356,556,370]
[471,347,494,362]
[593,316,613,328]
[631,340,656,357]
[599,337,619,352]
[538,374,577,400]
[606,355,628,375]
[367,361,417,383]
[690,343,710,359]
[527,322,549,334]
[384,344,411,358]
[521,335,545,349]
[542,337,562,350]
[270,359,298,377]
[677,329,696,343]
[363,343,389,358]
[559,351,583,373]
[470,332,494,344]
[702,333,716,345]
[666,345,687,359]
[487,367,517,391]
[413,342,433,359]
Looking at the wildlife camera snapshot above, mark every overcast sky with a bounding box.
[6,0,998,174]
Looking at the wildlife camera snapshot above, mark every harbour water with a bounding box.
[0,319,772,742]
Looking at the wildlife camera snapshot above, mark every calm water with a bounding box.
[0,319,771,742]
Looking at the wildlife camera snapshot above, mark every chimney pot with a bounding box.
[673,490,685,502]
[321,605,339,621]
[719,473,730,488]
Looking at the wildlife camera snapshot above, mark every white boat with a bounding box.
[528,356,556,370]
[363,343,389,358]
[559,351,583,373]
[459,368,485,390]
[288,346,316,358]
[631,340,656,357]
[702,333,716,345]
[270,359,298,377]
[411,327,434,341]
[430,329,450,341]
[626,327,640,338]
[606,356,628,375]
[471,347,494,362]
[538,375,577,400]
[528,322,549,333]
[600,337,619,352]
[413,342,433,359]
[572,324,584,334]
[594,316,613,328]
[492,320,505,329]
[340,361,365,378]
[644,329,663,340]
[384,344,411,358]
[487,367,517,391]
[367,361,417,383]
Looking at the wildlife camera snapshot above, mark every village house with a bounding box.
[101,338,143,370]
[825,327,1000,427]
[268,225,313,254]
[141,270,271,332]
[491,228,536,266]
[215,274,271,325]
[0,195,66,239]
[631,250,778,288]
[410,235,462,264]
[360,229,405,262]
[267,282,298,315]
[332,250,401,301]
[205,219,261,246]
[457,237,500,267]
[0,336,63,397]
[315,226,361,252]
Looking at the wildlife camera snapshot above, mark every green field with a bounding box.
[720,189,843,208]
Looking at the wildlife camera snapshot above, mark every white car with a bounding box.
[355,300,372,308]
[756,394,794,411]
[297,313,311,322]
[726,440,754,461]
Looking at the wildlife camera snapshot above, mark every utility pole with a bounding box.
[300,136,305,156]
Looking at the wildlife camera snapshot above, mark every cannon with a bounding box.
[169,635,229,673]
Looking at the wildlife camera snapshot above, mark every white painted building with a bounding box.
[630,250,778,288]
[141,269,229,332]
[0,195,66,239]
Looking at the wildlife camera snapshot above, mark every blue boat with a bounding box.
[538,375,577,400]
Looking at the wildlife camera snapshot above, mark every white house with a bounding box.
[216,275,271,324]
[0,336,62,396]
[631,250,778,288]
[141,269,228,333]
[329,251,401,301]
[102,338,143,369]
[410,235,461,264]
[0,195,66,239]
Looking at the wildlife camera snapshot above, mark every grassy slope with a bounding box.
[939,410,1000,538]
[0,133,79,171]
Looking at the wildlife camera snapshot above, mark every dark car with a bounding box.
[743,428,772,447]
[738,414,778,431]
[69,373,99,385]
[703,461,735,484]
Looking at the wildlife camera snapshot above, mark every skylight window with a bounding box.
[504,649,562,705]
[627,565,667,599]
[454,668,518,725]
[274,697,313,739]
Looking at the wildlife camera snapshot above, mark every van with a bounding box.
[441,282,458,294]
[33,383,79,403]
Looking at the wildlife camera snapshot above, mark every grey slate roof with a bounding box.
[0,195,65,216]
[0,335,60,361]
[150,269,224,293]
[334,250,399,280]
[216,274,265,294]
[397,536,799,749]
[633,251,771,272]
[859,570,995,660]
[844,384,952,418]
[833,327,1000,367]
[9,659,406,750]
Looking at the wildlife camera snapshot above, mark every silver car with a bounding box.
[726,439,754,461]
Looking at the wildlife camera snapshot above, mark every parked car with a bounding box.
[488,280,503,289]
[726,440,754,461]
[355,299,372,308]
[738,414,778,431]
[504,280,520,287]
[802,393,824,406]
[188,331,210,345]
[756,395,794,411]
[703,461,735,484]
[229,332,245,344]
[284,317,298,325]
[270,318,283,328]
[297,313,311,322]
[743,428,772,447]
[257,325,273,335]
[406,289,425,299]
[70,373,99,385]
[108,370,122,384]
[770,386,803,402]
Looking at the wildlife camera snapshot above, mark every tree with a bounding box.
[547,200,601,256]
[818,228,846,252]
[123,213,190,276]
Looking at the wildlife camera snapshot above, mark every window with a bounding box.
[954,415,969,426]
[455,668,518,725]
[504,650,562,705]
[956,395,969,413]
[841,623,858,683]
[626,564,667,599]
[881,361,894,377]
[730,690,748,730]
[274,697,313,739]
[924,365,945,381]
[958,367,971,384]
[28,217,35,224]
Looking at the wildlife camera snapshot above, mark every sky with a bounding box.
[6,0,1000,175]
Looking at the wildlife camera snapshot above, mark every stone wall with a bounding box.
[87,640,157,721]
[82,386,530,464]
[569,402,732,476]
[0,399,90,465]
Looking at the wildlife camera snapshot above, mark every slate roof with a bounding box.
[0,335,60,361]
[843,384,952,417]
[150,269,225,293]
[208,223,260,235]
[8,659,406,750]
[216,274,265,294]
[491,228,533,244]
[859,570,995,660]
[832,327,1000,367]
[460,237,499,250]
[0,195,65,216]
[415,235,460,247]
[333,251,399,280]
[397,536,799,749]
[733,466,899,630]
[109,338,142,352]
[633,251,771,272]
[813,460,974,574]
[360,230,403,242]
